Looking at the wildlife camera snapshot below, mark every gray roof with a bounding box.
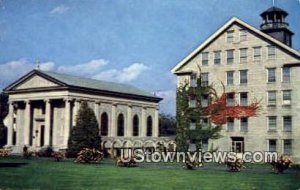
[39,70,160,99]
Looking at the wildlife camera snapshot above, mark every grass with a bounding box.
[0,157,299,190]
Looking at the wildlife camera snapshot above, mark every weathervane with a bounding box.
[36,59,40,70]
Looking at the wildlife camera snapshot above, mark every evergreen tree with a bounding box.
[176,71,222,152]
[67,101,101,157]
[0,93,8,148]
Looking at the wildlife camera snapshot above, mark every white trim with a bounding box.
[171,17,300,74]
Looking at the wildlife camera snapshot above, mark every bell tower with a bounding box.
[260,6,294,47]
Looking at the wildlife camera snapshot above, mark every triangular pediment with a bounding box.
[14,74,60,90]
[171,17,300,73]
[4,70,65,91]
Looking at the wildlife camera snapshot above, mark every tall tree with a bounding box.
[0,92,8,147]
[176,72,222,152]
[67,101,101,157]
[159,113,176,136]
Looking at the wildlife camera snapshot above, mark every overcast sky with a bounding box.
[0,0,299,115]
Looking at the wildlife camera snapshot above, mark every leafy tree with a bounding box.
[176,72,222,152]
[0,92,8,148]
[67,101,101,157]
[159,113,176,136]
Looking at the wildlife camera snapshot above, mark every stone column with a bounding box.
[6,101,14,146]
[24,100,31,146]
[94,101,100,127]
[63,99,71,148]
[110,103,116,137]
[72,99,80,127]
[141,107,146,137]
[154,107,159,137]
[44,99,51,147]
[126,104,132,137]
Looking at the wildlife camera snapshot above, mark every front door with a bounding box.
[231,137,244,153]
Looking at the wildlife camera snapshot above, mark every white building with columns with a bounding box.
[3,69,174,154]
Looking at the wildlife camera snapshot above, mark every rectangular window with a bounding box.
[240,29,247,41]
[190,73,197,87]
[202,52,209,66]
[227,117,234,132]
[201,73,209,87]
[227,30,234,43]
[226,93,235,106]
[201,94,209,107]
[202,139,208,151]
[282,67,290,82]
[268,91,276,106]
[268,116,277,130]
[283,116,292,131]
[240,92,248,106]
[282,90,291,105]
[201,118,209,129]
[240,117,248,131]
[240,70,248,84]
[227,71,234,86]
[269,139,277,152]
[227,50,234,64]
[268,46,276,59]
[189,95,196,108]
[240,48,247,63]
[267,68,276,82]
[214,51,221,64]
[253,47,261,61]
[189,121,196,130]
[283,139,292,155]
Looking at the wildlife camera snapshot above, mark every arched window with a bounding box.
[117,114,124,136]
[101,112,108,136]
[147,116,153,136]
[132,115,139,136]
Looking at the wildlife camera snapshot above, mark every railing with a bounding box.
[260,22,289,30]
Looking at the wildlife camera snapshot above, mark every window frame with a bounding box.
[268,45,276,60]
[202,52,209,66]
[240,29,247,41]
[227,30,234,43]
[239,70,248,84]
[267,91,277,106]
[268,116,277,131]
[253,46,261,61]
[214,51,221,64]
[227,71,234,86]
[227,49,234,64]
[282,67,290,82]
[239,48,248,63]
[267,68,276,83]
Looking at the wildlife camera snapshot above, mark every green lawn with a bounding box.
[0,157,299,190]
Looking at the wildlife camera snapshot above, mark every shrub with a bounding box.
[0,148,10,157]
[184,159,203,170]
[116,156,138,167]
[270,155,293,174]
[37,146,53,157]
[75,148,103,164]
[52,151,66,162]
[225,158,245,172]
[23,146,31,159]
